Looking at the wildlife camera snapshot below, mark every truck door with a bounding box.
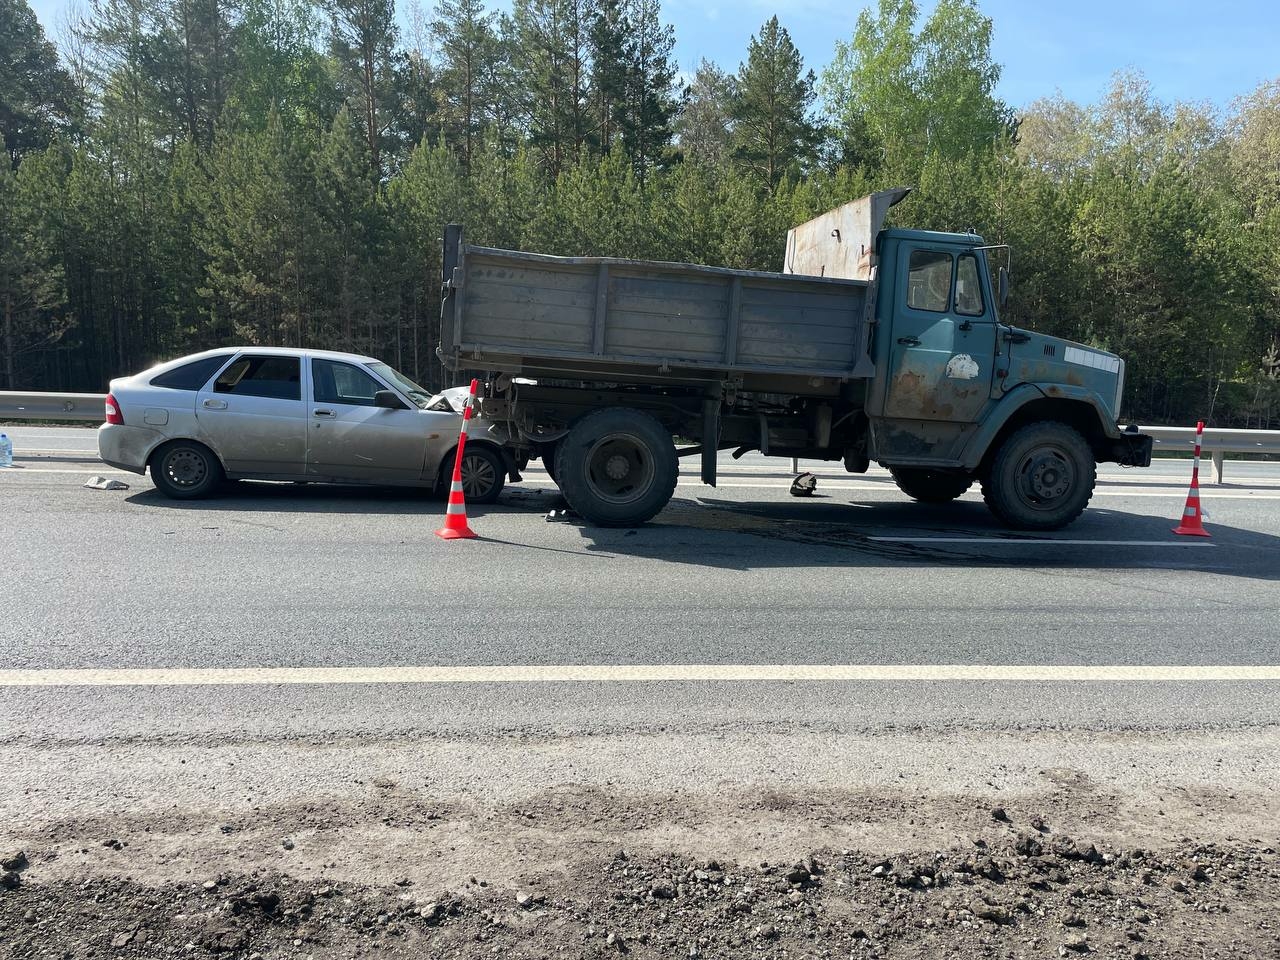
[882,246,995,424]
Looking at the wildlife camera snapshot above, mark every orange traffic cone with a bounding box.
[1172,420,1210,538]
[435,378,480,541]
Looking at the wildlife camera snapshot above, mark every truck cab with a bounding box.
[785,198,1151,528]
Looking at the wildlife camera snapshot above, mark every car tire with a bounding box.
[981,421,1096,530]
[150,440,224,500]
[555,408,678,526]
[889,467,973,503]
[442,443,506,504]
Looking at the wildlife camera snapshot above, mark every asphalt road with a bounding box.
[4,424,1280,960]
[3,424,1279,738]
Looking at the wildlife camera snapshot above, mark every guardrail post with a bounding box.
[1211,451,1224,484]
[790,457,799,473]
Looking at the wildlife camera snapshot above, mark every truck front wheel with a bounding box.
[889,468,973,503]
[555,408,678,526]
[982,422,1096,530]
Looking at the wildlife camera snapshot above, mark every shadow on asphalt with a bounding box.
[570,496,1280,582]
[121,480,1280,581]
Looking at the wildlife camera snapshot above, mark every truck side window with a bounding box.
[906,250,952,313]
[955,254,985,316]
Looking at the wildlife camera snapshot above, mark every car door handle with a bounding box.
[313,409,335,418]
[897,336,920,346]
[202,399,227,410]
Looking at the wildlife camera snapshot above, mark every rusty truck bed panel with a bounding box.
[442,242,875,384]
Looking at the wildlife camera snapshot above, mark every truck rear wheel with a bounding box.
[982,422,1096,530]
[889,468,973,503]
[555,408,678,526]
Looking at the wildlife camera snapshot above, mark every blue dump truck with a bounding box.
[439,188,1152,529]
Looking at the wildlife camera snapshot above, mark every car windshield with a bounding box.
[368,361,433,409]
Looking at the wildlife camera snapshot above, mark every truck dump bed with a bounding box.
[440,227,875,387]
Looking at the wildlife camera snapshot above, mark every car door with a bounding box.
[882,246,995,424]
[194,353,307,476]
[306,357,438,483]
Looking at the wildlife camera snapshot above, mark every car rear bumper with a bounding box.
[97,423,161,474]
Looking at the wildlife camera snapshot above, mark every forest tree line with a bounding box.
[2,0,1279,424]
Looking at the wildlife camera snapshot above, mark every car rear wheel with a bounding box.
[150,440,223,500]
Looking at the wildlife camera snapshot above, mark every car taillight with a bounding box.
[105,393,124,425]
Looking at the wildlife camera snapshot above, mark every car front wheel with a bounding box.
[440,444,506,504]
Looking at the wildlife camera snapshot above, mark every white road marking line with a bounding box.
[0,664,1277,687]
[868,537,1214,547]
[1,468,132,475]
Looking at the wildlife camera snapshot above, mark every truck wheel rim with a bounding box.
[461,454,497,498]
[1016,447,1074,506]
[585,434,655,504]
[164,450,207,488]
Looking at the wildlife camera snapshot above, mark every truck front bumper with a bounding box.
[1105,430,1153,467]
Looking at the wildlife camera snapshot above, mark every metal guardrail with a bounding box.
[0,391,106,422]
[1141,426,1280,483]
[3,391,1277,481]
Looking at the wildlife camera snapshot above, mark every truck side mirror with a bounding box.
[998,267,1009,309]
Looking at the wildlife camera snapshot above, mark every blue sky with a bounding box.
[28,0,1280,111]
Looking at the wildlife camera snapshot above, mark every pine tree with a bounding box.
[675,59,732,166]
[614,0,674,187]
[432,0,497,172]
[729,16,820,189]
[0,141,69,387]
[327,0,397,180]
[0,0,76,165]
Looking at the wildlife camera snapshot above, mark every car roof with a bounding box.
[167,346,384,364]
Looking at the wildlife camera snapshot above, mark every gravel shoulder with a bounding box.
[2,727,1278,958]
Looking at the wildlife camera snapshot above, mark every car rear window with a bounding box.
[149,355,229,391]
[214,355,301,400]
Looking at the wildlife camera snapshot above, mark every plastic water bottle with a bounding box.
[0,433,12,468]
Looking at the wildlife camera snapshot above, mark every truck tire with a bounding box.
[889,468,973,503]
[555,408,678,526]
[981,422,1096,530]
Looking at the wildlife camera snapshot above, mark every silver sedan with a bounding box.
[97,347,512,501]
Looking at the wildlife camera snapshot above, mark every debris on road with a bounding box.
[83,475,129,490]
[789,472,818,497]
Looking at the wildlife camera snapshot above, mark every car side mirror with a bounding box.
[374,389,407,410]
[998,267,1009,309]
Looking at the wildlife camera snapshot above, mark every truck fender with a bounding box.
[959,383,1120,470]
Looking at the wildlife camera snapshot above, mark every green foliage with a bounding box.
[0,0,76,163]
[821,0,1011,176]
[0,0,1275,424]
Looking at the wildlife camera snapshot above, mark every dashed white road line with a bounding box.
[868,537,1214,547]
[0,664,1276,687]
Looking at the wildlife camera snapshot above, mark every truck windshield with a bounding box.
[368,361,433,408]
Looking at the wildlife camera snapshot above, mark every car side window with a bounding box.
[214,355,301,400]
[955,254,985,317]
[906,250,953,313]
[150,355,230,391]
[313,359,383,406]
